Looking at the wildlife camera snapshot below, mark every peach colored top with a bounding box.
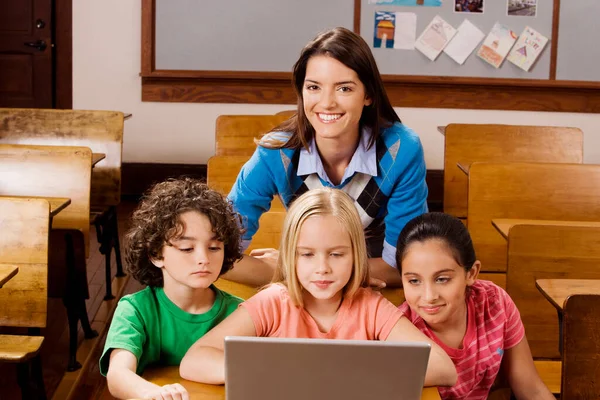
[241,284,403,340]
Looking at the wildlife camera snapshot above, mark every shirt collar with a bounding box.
[297,127,377,185]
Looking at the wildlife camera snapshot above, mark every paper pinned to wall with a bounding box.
[415,16,457,61]
[394,12,417,49]
[477,23,518,68]
[443,19,485,64]
[507,26,549,71]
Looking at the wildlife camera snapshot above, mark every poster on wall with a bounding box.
[477,23,517,68]
[415,15,457,60]
[507,0,537,17]
[506,26,548,71]
[374,11,417,49]
[443,19,485,64]
[368,0,442,6]
[454,0,484,13]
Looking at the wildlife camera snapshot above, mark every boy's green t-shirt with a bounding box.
[99,285,242,376]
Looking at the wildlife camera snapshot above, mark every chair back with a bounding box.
[507,224,600,358]
[0,197,49,328]
[215,115,289,156]
[0,108,124,207]
[0,144,93,255]
[467,162,600,272]
[444,124,583,218]
[561,294,600,398]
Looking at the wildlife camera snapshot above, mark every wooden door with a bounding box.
[0,0,53,107]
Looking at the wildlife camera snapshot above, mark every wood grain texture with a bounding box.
[0,197,49,328]
[493,218,600,240]
[215,115,289,156]
[0,264,18,288]
[141,75,600,112]
[443,124,583,218]
[506,225,600,358]
[536,279,600,312]
[0,335,44,362]
[467,162,600,273]
[561,294,600,398]
[0,144,92,255]
[141,366,442,400]
[0,108,124,207]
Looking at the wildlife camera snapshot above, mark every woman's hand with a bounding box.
[249,248,279,271]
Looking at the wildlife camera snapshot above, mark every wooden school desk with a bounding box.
[492,219,600,240]
[0,195,71,219]
[142,366,442,400]
[0,264,18,288]
[536,278,600,354]
[536,279,600,313]
[92,152,106,167]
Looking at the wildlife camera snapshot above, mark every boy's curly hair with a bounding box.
[125,177,244,287]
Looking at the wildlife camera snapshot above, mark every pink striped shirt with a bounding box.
[399,280,524,400]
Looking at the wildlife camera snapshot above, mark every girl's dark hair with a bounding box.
[265,27,400,150]
[125,177,244,287]
[395,212,476,271]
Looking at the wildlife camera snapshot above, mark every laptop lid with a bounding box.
[224,336,431,400]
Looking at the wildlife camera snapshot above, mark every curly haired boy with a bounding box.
[100,178,244,399]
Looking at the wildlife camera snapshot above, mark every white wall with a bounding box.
[73,0,600,170]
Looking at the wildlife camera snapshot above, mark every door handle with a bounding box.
[24,40,47,51]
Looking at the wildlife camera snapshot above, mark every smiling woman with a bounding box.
[224,27,429,289]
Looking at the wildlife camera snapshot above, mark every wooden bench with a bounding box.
[0,108,126,299]
[0,197,50,398]
[561,294,600,397]
[467,162,600,273]
[215,114,289,156]
[0,143,97,371]
[505,223,600,360]
[443,124,583,219]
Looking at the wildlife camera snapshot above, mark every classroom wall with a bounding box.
[73,0,600,170]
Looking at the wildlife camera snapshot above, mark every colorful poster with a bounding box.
[454,0,484,13]
[476,23,518,68]
[368,0,442,6]
[443,19,485,64]
[415,15,457,61]
[373,11,396,48]
[508,0,537,17]
[374,11,417,49]
[507,26,548,71]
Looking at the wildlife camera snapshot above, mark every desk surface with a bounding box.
[92,152,106,167]
[456,162,470,175]
[144,366,441,400]
[492,218,600,240]
[536,279,600,311]
[0,264,18,288]
[0,195,71,218]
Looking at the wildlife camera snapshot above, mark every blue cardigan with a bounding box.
[228,122,428,268]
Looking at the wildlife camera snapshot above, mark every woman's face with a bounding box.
[302,55,372,144]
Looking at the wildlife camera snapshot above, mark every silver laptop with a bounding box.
[224,336,431,400]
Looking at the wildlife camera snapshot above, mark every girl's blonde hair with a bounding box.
[273,187,370,306]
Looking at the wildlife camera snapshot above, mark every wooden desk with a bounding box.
[536,278,600,354]
[144,366,442,400]
[92,152,106,167]
[536,279,600,312]
[457,162,470,175]
[0,195,70,218]
[492,218,600,240]
[0,264,18,288]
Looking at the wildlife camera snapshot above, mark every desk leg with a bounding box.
[557,309,564,356]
